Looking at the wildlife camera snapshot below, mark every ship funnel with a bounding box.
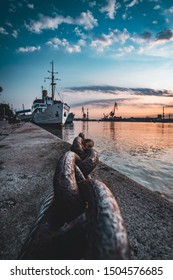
[42,90,48,98]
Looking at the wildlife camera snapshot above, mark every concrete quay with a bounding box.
[0,121,173,260]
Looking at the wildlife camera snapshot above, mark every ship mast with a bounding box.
[45,61,60,103]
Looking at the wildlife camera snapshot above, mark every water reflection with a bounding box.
[129,145,163,158]
[41,121,173,203]
[81,121,89,135]
[109,122,117,141]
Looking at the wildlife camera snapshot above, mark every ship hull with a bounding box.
[32,103,70,125]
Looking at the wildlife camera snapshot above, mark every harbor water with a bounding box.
[45,121,173,203]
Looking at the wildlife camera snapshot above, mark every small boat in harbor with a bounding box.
[31,61,71,126]
[65,112,75,124]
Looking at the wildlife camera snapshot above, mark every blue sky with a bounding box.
[0,0,173,118]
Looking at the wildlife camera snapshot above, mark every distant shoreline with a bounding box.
[74,117,173,123]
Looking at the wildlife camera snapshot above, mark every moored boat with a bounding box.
[65,112,75,124]
[31,61,70,126]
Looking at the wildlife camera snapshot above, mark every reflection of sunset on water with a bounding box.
[56,121,173,203]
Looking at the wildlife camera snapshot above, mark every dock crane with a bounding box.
[82,106,86,119]
[103,101,118,119]
[109,102,118,118]
[82,106,89,120]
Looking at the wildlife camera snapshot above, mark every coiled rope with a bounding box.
[18,133,130,260]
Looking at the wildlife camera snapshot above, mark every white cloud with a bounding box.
[111,28,130,43]
[122,13,127,20]
[90,33,113,52]
[73,27,86,39]
[47,37,83,53]
[100,0,120,19]
[75,10,98,30]
[168,6,173,13]
[132,30,173,58]
[139,42,173,58]
[25,11,97,33]
[65,44,81,53]
[25,14,72,33]
[130,29,173,51]
[0,27,8,35]
[9,2,16,13]
[153,5,160,10]
[117,45,134,56]
[90,28,130,52]
[126,0,139,8]
[27,3,34,9]
[138,47,145,54]
[12,30,18,38]
[88,1,96,7]
[132,32,152,44]
[16,46,41,53]
[131,29,173,57]
[47,37,62,48]
[78,39,86,46]
[6,21,13,27]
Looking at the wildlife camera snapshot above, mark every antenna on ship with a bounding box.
[45,61,60,103]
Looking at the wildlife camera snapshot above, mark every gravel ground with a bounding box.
[0,121,173,260]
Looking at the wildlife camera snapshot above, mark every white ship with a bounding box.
[31,61,70,125]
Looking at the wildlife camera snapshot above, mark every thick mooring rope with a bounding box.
[18,133,130,260]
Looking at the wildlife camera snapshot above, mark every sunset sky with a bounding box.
[0,0,173,118]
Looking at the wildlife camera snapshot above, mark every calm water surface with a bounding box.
[48,121,173,203]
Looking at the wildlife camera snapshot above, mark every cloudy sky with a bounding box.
[1,0,173,118]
